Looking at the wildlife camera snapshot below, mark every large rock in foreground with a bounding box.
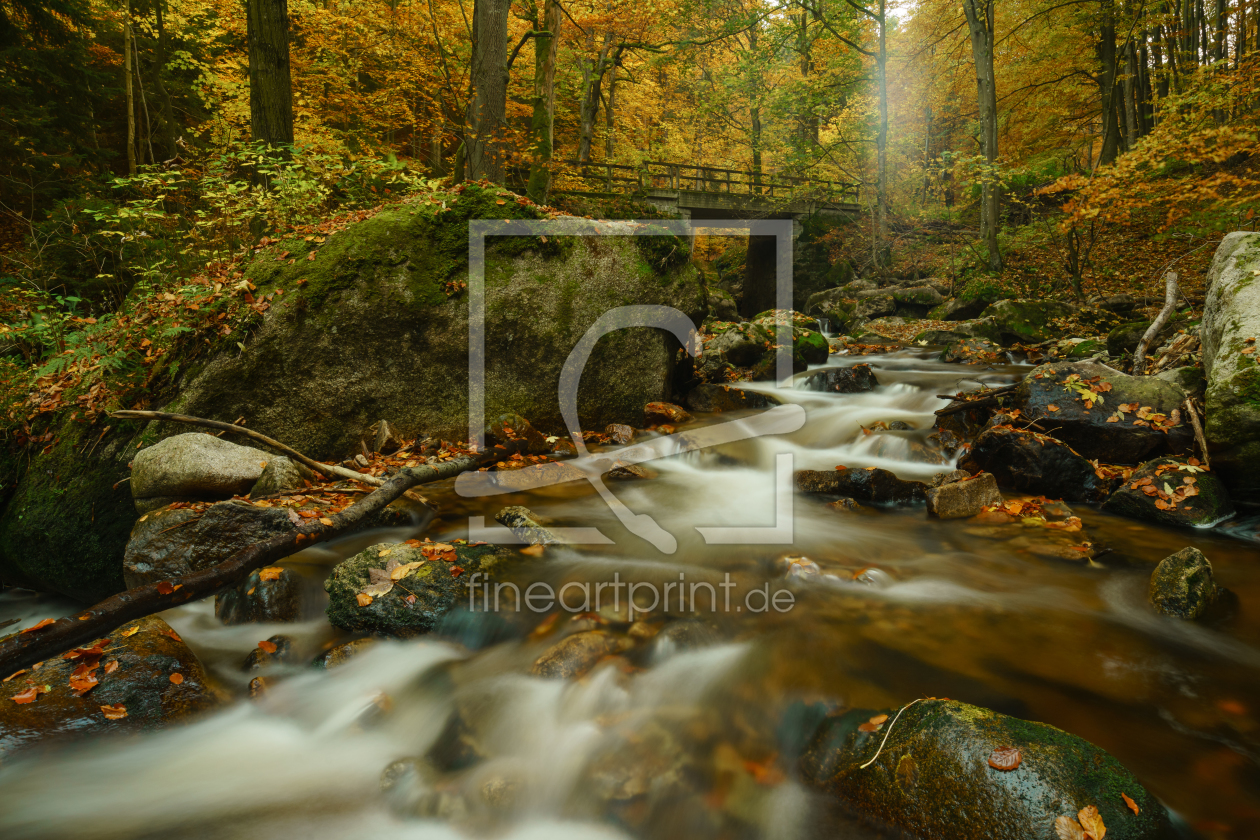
[1201,231,1260,503]
[800,699,1174,840]
[961,425,1098,502]
[1149,547,1218,620]
[324,541,527,637]
[131,433,272,512]
[1013,361,1193,463]
[0,616,225,758]
[1102,457,1234,528]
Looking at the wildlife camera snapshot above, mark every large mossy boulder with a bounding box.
[804,287,857,333]
[1201,231,1260,503]
[800,699,1174,840]
[1013,361,1193,463]
[0,419,143,601]
[324,541,526,637]
[971,300,1078,345]
[1148,546,1218,620]
[167,187,706,459]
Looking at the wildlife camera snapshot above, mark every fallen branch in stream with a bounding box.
[933,383,1019,416]
[0,442,522,675]
[1184,396,1211,469]
[110,410,386,487]
[1132,271,1179,375]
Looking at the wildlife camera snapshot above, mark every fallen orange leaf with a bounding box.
[21,618,56,633]
[12,685,47,704]
[169,673,184,685]
[356,593,374,606]
[258,567,284,582]
[1078,805,1106,840]
[1121,792,1139,815]
[987,745,1022,770]
[257,640,277,654]
[100,704,127,720]
[121,626,140,637]
[1046,404,1060,412]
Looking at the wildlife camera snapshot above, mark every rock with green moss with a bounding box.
[0,419,143,601]
[1103,457,1234,528]
[800,699,1174,840]
[1154,365,1205,399]
[804,287,857,333]
[1149,546,1217,619]
[162,186,706,461]
[913,329,969,346]
[324,541,527,637]
[1013,361,1193,463]
[1107,320,1154,355]
[709,321,772,366]
[1201,232,1260,503]
[1066,338,1105,358]
[970,300,1078,345]
[891,285,945,316]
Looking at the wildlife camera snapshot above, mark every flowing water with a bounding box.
[3,350,1260,839]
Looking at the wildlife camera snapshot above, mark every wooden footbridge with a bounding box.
[554,160,860,221]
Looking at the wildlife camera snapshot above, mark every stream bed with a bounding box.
[2,349,1258,839]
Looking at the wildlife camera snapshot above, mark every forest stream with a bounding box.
[1,349,1257,839]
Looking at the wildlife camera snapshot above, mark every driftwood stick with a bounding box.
[111,410,384,487]
[0,443,520,675]
[1184,396,1211,469]
[1133,272,1179,375]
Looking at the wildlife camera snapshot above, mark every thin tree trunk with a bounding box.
[466,0,511,181]
[154,0,177,158]
[125,0,136,176]
[1096,0,1123,165]
[876,0,889,255]
[962,0,1001,270]
[1123,40,1139,146]
[604,53,620,159]
[247,0,294,146]
[526,0,562,201]
[577,34,614,164]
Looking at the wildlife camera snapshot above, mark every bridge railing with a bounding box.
[556,160,859,205]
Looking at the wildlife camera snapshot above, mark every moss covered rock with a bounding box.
[1201,232,1260,503]
[800,699,1174,840]
[959,424,1098,502]
[1102,457,1234,528]
[324,541,527,637]
[0,419,145,601]
[970,300,1078,345]
[1149,546,1217,619]
[165,186,706,460]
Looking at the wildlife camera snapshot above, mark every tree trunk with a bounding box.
[526,0,562,201]
[466,0,511,181]
[604,49,622,159]
[962,0,1001,270]
[153,0,177,159]
[577,35,614,164]
[876,0,889,256]
[124,0,136,176]
[1096,0,1122,166]
[1123,40,1139,147]
[246,0,295,146]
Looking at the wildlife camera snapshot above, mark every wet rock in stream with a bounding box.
[961,425,1098,502]
[800,699,1175,840]
[801,363,878,393]
[1102,457,1234,528]
[795,467,928,506]
[0,616,226,758]
[531,630,631,679]
[1149,547,1218,620]
[926,472,1002,519]
[242,634,297,671]
[324,541,529,637]
[494,505,561,545]
[215,565,303,624]
[644,401,693,426]
[685,383,780,413]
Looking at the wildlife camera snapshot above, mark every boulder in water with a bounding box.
[215,565,303,624]
[605,423,636,444]
[1012,360,1193,463]
[1149,547,1218,620]
[1201,232,1260,503]
[644,401,692,426]
[960,425,1098,502]
[800,699,1175,840]
[131,433,272,512]
[796,467,927,506]
[0,616,225,757]
[709,321,773,366]
[531,630,631,679]
[801,364,878,393]
[686,383,780,412]
[1102,457,1234,528]
[250,456,305,497]
[324,541,527,637]
[926,472,1002,519]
